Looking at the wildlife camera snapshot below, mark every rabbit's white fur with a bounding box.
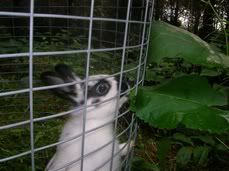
[42,65,129,171]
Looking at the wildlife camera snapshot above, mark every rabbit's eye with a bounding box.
[96,83,109,95]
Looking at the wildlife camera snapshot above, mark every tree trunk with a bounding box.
[199,0,216,40]
[169,0,180,26]
[226,0,229,29]
[193,0,201,34]
[173,0,180,26]
[154,0,163,20]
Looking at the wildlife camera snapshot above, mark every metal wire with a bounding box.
[0,12,150,24]
[28,0,35,169]
[0,0,154,170]
[0,43,148,59]
[110,0,132,170]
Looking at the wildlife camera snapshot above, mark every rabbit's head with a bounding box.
[41,64,129,118]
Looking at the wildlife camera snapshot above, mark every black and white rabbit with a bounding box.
[41,64,130,171]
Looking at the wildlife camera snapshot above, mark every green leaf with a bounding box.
[145,69,156,81]
[191,136,215,146]
[173,133,193,145]
[193,146,209,166]
[131,157,159,171]
[176,147,193,166]
[148,21,229,68]
[129,90,137,112]
[200,68,221,76]
[135,75,229,133]
[155,75,226,106]
[216,144,228,151]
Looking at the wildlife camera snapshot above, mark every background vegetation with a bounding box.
[132,0,229,171]
[0,1,143,170]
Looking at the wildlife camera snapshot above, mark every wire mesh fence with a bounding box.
[0,0,154,170]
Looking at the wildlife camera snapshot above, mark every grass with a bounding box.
[0,31,141,170]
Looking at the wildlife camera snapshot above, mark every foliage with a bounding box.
[148,21,229,68]
[0,26,138,170]
[0,29,86,54]
[135,75,229,133]
[133,123,229,171]
[131,20,229,170]
[131,157,159,171]
[0,30,92,171]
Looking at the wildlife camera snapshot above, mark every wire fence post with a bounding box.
[110,0,132,170]
[80,0,95,170]
[29,0,35,170]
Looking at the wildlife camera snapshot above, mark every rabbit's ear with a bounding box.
[54,64,76,82]
[41,71,65,86]
[41,71,77,103]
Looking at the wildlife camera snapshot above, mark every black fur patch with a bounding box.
[114,76,129,94]
[55,64,75,81]
[80,100,85,105]
[40,64,80,105]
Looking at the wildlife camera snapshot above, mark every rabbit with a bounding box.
[41,64,130,171]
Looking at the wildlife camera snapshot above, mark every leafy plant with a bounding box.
[131,21,229,170]
[135,75,229,133]
[148,21,229,68]
[132,157,159,171]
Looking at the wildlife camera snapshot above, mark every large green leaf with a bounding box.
[173,133,193,145]
[193,146,209,166]
[176,147,193,166]
[135,75,229,133]
[148,21,229,68]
